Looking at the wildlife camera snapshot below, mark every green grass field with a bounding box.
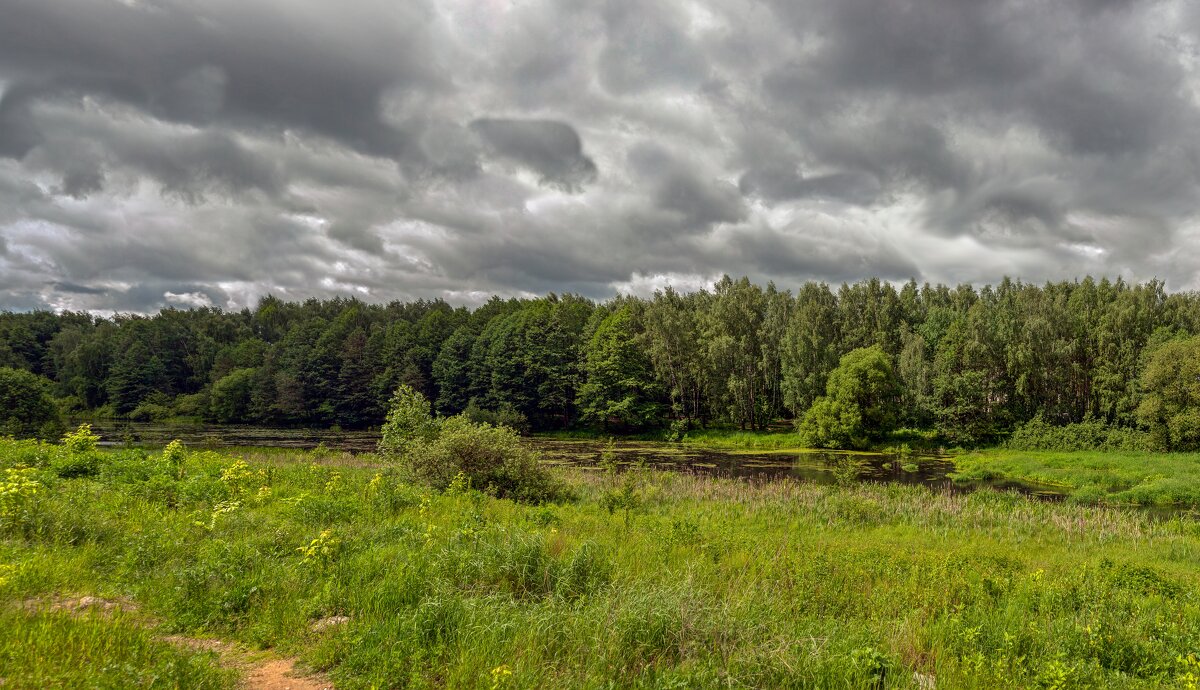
[3,437,1200,688]
[952,449,1200,507]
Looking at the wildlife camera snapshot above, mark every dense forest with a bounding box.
[3,276,1200,447]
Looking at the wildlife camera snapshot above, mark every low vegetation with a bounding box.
[378,386,565,502]
[952,448,1200,507]
[3,431,1200,688]
[1005,416,1154,452]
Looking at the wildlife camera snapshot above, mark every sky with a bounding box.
[2,0,1200,312]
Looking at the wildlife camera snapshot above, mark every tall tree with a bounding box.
[577,303,666,430]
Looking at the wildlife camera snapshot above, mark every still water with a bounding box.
[83,421,1064,498]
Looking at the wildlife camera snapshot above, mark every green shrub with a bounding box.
[407,416,564,502]
[128,402,171,422]
[0,466,41,533]
[378,386,564,502]
[50,424,104,478]
[1006,415,1153,452]
[462,399,530,434]
[62,424,100,454]
[796,346,900,449]
[172,391,210,419]
[378,385,439,457]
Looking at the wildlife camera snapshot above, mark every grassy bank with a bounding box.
[3,438,1200,688]
[952,449,1200,507]
[537,426,945,453]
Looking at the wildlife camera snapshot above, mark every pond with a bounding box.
[81,421,1066,499]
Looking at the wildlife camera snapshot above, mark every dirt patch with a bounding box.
[242,658,332,690]
[19,594,139,615]
[160,635,332,689]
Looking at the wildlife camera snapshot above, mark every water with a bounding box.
[81,421,1065,497]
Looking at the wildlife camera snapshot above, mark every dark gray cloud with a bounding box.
[2,0,1200,312]
[471,118,597,190]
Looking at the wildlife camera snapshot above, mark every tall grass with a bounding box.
[2,437,1199,688]
[0,607,233,688]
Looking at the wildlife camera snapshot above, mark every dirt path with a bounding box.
[242,658,332,690]
[162,632,333,690]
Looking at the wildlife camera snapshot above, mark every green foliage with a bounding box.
[577,303,666,430]
[782,282,841,415]
[953,448,1200,506]
[1006,415,1153,452]
[405,416,564,502]
[380,386,563,502]
[128,400,171,422]
[798,346,900,449]
[378,384,439,456]
[61,423,100,454]
[0,466,41,533]
[3,438,1200,688]
[0,367,63,439]
[161,439,187,472]
[462,399,530,434]
[0,276,1197,445]
[208,367,257,423]
[1137,335,1200,450]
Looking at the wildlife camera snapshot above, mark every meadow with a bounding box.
[952,449,1200,508]
[2,433,1200,689]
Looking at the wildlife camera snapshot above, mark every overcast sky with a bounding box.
[3,0,1200,312]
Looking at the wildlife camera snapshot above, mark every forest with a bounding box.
[4,275,1200,449]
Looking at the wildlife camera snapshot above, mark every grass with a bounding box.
[952,449,1200,507]
[538,425,949,453]
[0,607,232,688]
[536,426,821,450]
[3,437,1200,688]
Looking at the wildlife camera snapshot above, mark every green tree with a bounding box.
[644,287,709,424]
[577,303,666,430]
[378,384,438,456]
[703,276,773,430]
[107,338,168,414]
[797,346,900,449]
[782,282,839,416]
[208,367,257,423]
[432,325,476,415]
[0,367,63,438]
[1136,334,1200,450]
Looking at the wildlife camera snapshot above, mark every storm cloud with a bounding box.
[2,0,1200,311]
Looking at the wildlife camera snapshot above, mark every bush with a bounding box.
[378,386,564,502]
[406,416,564,502]
[378,385,439,457]
[462,399,530,434]
[1005,415,1153,452]
[208,368,257,423]
[172,392,210,419]
[52,424,104,478]
[128,402,171,422]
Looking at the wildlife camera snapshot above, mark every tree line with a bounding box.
[3,275,1200,447]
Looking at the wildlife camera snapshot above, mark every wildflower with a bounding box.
[490,664,513,690]
[298,529,340,566]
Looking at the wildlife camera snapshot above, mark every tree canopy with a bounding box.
[1,276,1197,447]
[0,366,63,438]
